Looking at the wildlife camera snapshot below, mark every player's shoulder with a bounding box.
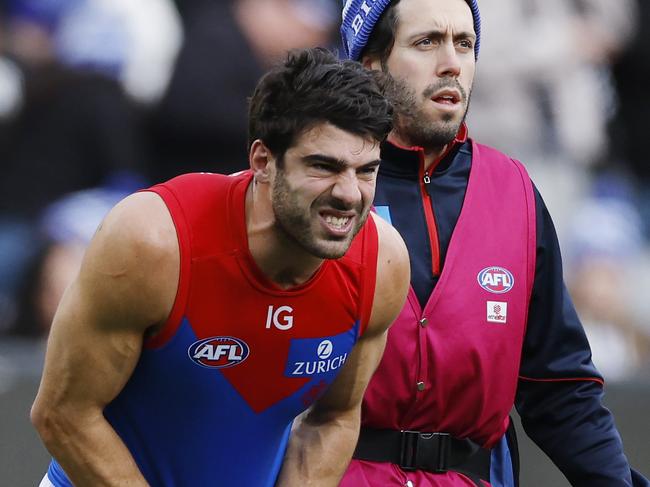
[371,211,408,264]
[370,211,409,287]
[161,170,250,194]
[97,191,178,263]
[75,191,180,329]
[365,212,410,334]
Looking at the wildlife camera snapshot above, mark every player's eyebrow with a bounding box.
[302,154,381,171]
[303,154,381,171]
[303,154,348,170]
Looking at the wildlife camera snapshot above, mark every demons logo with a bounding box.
[188,336,250,369]
[477,266,514,294]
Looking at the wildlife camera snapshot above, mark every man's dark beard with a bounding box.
[271,167,367,259]
[382,73,470,151]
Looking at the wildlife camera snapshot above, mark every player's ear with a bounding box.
[249,139,272,184]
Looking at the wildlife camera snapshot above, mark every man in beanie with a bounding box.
[340,0,649,485]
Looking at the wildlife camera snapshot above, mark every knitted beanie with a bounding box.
[341,0,481,60]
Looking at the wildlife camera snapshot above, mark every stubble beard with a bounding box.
[271,168,369,260]
[385,74,471,151]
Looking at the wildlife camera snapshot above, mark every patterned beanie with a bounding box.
[341,0,481,61]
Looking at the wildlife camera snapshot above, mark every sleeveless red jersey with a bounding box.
[47,171,379,487]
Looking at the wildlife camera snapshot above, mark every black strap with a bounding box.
[354,427,491,486]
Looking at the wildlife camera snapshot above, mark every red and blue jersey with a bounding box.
[46,171,378,486]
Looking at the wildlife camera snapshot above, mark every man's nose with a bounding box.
[435,42,462,78]
[330,172,362,208]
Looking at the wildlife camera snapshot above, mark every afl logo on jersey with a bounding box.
[188,336,250,369]
[477,266,514,294]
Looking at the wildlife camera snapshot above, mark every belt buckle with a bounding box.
[400,431,451,473]
[399,430,420,471]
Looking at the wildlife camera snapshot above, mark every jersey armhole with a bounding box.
[358,215,379,337]
[142,185,192,349]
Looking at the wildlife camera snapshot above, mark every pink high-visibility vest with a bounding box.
[343,141,537,486]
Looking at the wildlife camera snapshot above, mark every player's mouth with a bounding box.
[320,211,355,236]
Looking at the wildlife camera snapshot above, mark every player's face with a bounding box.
[270,123,380,259]
[369,0,476,149]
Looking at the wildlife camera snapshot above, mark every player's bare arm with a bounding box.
[30,192,179,486]
[276,213,410,486]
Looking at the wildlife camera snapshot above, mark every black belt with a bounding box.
[353,427,491,486]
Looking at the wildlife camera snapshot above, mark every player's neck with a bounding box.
[250,230,324,289]
[246,182,323,289]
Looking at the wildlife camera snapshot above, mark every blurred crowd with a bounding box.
[0,0,648,383]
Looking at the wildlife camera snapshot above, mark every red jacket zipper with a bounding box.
[393,124,468,279]
[418,154,441,277]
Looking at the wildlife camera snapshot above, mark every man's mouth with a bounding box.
[431,89,461,105]
[325,215,351,230]
[320,211,355,235]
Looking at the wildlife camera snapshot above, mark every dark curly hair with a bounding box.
[248,47,393,164]
[361,0,401,69]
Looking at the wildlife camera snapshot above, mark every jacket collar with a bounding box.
[380,123,469,178]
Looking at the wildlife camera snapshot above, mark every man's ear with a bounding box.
[249,139,273,183]
[362,55,382,71]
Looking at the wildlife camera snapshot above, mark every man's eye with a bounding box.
[416,38,433,47]
[312,163,333,171]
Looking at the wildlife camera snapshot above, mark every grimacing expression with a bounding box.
[270,123,380,259]
[372,0,476,149]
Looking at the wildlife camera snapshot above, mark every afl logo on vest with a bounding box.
[477,266,514,294]
[188,336,250,369]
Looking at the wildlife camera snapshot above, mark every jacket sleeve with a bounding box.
[515,186,649,486]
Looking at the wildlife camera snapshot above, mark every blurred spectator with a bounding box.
[466,0,636,241]
[0,67,146,216]
[52,0,182,104]
[468,0,635,166]
[15,187,129,336]
[147,0,338,181]
[0,52,23,119]
[0,0,151,334]
[565,175,650,381]
[2,0,68,66]
[609,0,650,239]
